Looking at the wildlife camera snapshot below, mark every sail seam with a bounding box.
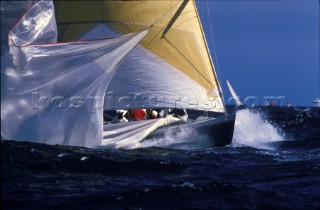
[161,0,189,38]
[163,37,214,90]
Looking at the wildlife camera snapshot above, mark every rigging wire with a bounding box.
[205,0,222,92]
[204,0,227,113]
[204,0,207,29]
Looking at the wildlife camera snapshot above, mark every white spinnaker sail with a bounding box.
[1,1,34,56]
[1,1,147,147]
[101,115,181,149]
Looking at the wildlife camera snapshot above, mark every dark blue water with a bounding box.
[2,106,320,209]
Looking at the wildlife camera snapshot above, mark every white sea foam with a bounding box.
[137,109,285,150]
[137,125,210,150]
[232,109,285,150]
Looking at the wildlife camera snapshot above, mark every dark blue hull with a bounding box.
[146,114,236,147]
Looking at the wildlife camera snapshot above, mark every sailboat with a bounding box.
[226,80,243,107]
[1,0,235,149]
[314,98,320,107]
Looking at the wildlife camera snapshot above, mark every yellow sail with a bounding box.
[54,0,224,112]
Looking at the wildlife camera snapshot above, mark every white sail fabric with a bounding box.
[81,25,225,112]
[1,1,147,147]
[106,45,224,111]
[0,1,35,56]
[102,115,182,149]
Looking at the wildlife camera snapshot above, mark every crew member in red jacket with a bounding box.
[131,109,147,121]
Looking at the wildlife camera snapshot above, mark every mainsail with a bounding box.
[54,0,225,112]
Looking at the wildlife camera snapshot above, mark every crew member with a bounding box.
[146,109,158,119]
[131,109,147,121]
[111,110,128,123]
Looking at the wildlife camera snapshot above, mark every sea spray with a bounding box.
[138,108,285,150]
[137,125,211,150]
[232,109,284,150]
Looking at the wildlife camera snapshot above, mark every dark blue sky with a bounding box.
[196,0,319,106]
